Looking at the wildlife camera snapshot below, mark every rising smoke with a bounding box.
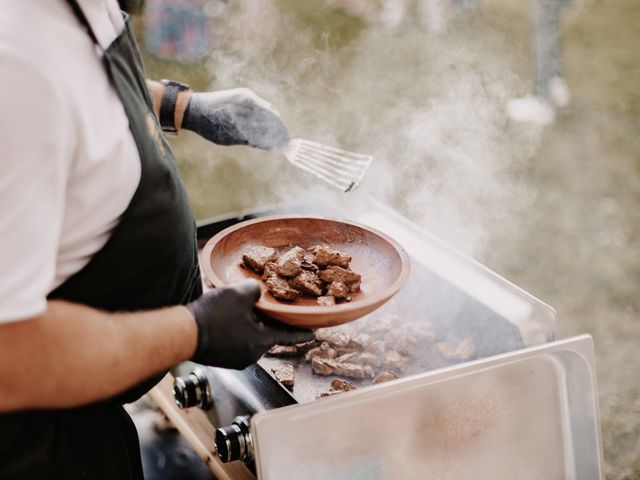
[199,0,544,260]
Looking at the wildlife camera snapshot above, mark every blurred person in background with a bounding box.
[144,0,230,61]
[0,0,308,478]
[507,0,572,125]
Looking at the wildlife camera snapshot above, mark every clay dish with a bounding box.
[201,215,411,328]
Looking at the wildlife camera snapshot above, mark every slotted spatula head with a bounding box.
[280,139,373,192]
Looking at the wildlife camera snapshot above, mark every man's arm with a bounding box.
[0,300,197,412]
[146,80,290,149]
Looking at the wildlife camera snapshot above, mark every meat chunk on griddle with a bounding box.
[241,246,277,273]
[315,327,353,349]
[289,270,323,297]
[335,351,382,368]
[309,245,352,268]
[437,337,476,361]
[316,378,357,398]
[373,371,398,384]
[266,340,318,357]
[383,350,408,372]
[327,281,350,300]
[271,363,295,391]
[311,357,376,379]
[317,295,335,306]
[330,379,357,392]
[263,262,298,301]
[319,266,361,292]
[275,246,304,278]
[304,341,338,362]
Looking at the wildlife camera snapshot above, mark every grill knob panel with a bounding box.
[215,416,253,463]
[172,368,212,409]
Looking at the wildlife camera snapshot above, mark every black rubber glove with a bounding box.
[187,279,314,370]
[182,88,291,150]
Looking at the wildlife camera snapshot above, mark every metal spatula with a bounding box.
[279,139,373,192]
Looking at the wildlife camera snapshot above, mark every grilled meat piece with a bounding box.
[271,363,295,391]
[289,270,323,297]
[266,340,319,357]
[309,245,352,268]
[383,350,408,372]
[275,246,304,277]
[304,341,338,362]
[327,281,350,300]
[336,351,382,368]
[373,371,398,384]
[389,333,416,356]
[242,246,277,273]
[311,357,376,379]
[437,337,476,360]
[330,379,357,392]
[315,328,353,348]
[319,266,361,292]
[364,339,386,356]
[317,295,335,306]
[263,262,298,301]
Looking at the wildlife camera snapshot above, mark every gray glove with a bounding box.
[182,88,290,150]
[187,279,314,370]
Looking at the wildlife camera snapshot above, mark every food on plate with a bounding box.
[318,266,361,293]
[316,295,335,306]
[308,245,352,268]
[275,247,304,278]
[437,337,476,361]
[241,246,277,273]
[262,262,298,301]
[240,244,361,304]
[271,363,295,391]
[289,270,323,297]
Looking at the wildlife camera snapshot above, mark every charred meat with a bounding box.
[437,337,476,361]
[311,357,376,379]
[263,262,298,301]
[304,341,338,362]
[242,246,277,273]
[271,363,295,391]
[327,281,350,300]
[275,246,304,278]
[289,270,323,297]
[373,371,398,384]
[309,245,352,268]
[319,266,361,292]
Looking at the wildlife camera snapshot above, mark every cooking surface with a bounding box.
[196,198,543,408]
[258,256,524,403]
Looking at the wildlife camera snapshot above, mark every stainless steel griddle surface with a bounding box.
[258,261,524,403]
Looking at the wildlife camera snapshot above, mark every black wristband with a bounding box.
[159,79,190,133]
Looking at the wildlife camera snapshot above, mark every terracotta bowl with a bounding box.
[201,215,411,328]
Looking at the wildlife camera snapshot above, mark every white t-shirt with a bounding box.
[0,0,141,322]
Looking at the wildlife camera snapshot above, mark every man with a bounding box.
[0,0,309,478]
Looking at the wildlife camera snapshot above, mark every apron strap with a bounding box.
[64,0,103,50]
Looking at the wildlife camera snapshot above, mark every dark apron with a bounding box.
[0,1,202,478]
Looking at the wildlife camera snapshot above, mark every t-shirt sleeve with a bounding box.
[0,54,74,323]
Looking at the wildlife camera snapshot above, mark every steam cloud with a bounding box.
[200,1,544,260]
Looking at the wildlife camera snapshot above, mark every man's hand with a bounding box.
[182,88,291,149]
[187,279,314,369]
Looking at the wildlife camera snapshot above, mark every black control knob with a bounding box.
[173,368,212,410]
[215,416,253,463]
